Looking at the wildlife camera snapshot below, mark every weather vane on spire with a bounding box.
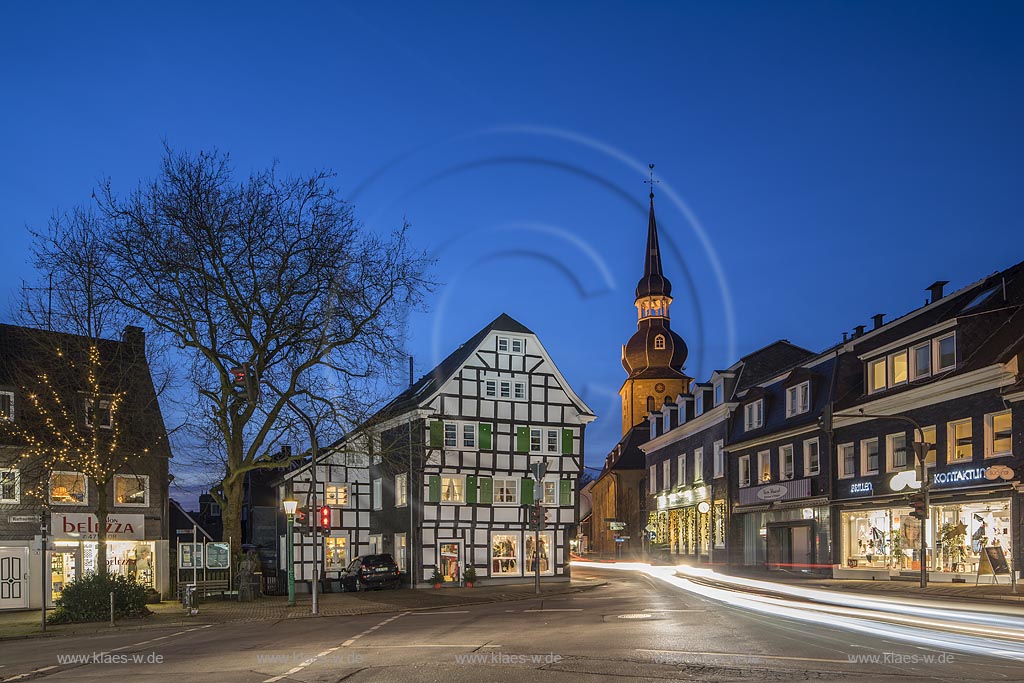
[644,163,659,199]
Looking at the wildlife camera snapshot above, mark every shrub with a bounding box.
[428,568,444,585]
[462,567,477,585]
[48,572,150,624]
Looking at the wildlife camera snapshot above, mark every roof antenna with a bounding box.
[644,163,659,200]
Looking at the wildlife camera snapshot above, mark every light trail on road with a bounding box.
[572,561,1024,662]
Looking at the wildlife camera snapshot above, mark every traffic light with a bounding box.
[909,493,926,521]
[529,502,546,530]
[319,505,331,530]
[229,363,259,404]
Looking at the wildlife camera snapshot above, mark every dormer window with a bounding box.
[713,382,723,407]
[744,399,764,431]
[785,381,810,418]
[695,393,703,416]
[654,334,666,350]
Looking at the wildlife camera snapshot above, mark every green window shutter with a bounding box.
[427,475,441,503]
[479,423,492,450]
[466,475,478,504]
[516,426,530,453]
[429,421,443,448]
[562,428,574,455]
[478,477,493,504]
[559,479,572,506]
[520,478,534,504]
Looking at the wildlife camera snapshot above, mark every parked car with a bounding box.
[340,554,401,591]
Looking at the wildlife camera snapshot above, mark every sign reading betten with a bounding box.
[52,512,146,540]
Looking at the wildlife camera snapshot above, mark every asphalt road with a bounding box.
[1,566,1020,682]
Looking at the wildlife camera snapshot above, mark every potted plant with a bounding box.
[429,568,444,589]
[463,567,477,588]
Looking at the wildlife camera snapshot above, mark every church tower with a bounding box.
[619,187,691,435]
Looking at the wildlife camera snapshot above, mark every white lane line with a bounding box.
[348,644,503,649]
[522,608,583,612]
[637,648,849,664]
[263,611,409,683]
[407,610,470,615]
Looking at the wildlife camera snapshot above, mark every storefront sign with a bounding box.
[932,467,988,487]
[739,478,810,506]
[985,465,1015,481]
[51,513,145,540]
[696,501,711,514]
[889,471,922,492]
[662,485,712,510]
[849,481,873,495]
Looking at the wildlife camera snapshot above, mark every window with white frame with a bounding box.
[948,418,973,462]
[934,333,956,371]
[786,381,810,417]
[0,468,19,503]
[713,382,723,407]
[542,478,558,505]
[498,337,526,354]
[497,337,510,352]
[713,440,724,478]
[530,428,543,452]
[491,533,519,576]
[694,447,704,482]
[780,445,794,480]
[986,411,1012,458]
[494,478,518,504]
[838,443,855,479]
[514,382,526,399]
[678,453,687,487]
[50,471,87,505]
[394,533,407,572]
[0,390,13,420]
[649,465,657,494]
[114,474,148,506]
[757,450,771,483]
[84,397,114,429]
[372,478,382,510]
[546,429,559,453]
[867,358,886,394]
[744,400,764,431]
[662,459,671,491]
[444,421,477,449]
[325,537,347,571]
[861,438,879,475]
[462,424,476,448]
[444,423,458,448]
[440,476,465,503]
[395,473,408,507]
[511,338,525,353]
[887,432,908,471]
[695,393,703,416]
[739,455,751,488]
[326,483,349,506]
[654,334,666,350]
[485,380,497,397]
[888,350,908,386]
[500,380,512,398]
[911,342,931,380]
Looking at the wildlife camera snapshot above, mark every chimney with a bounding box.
[842,332,849,343]
[927,280,949,304]
[121,325,146,356]
[872,313,885,330]
[853,325,866,338]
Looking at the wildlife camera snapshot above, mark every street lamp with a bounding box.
[283,498,298,607]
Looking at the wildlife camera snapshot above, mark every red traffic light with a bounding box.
[230,366,247,385]
[319,506,331,529]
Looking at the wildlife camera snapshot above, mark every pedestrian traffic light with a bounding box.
[319,505,331,530]
[909,493,926,521]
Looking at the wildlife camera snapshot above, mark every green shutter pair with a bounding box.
[429,421,492,450]
[425,474,494,504]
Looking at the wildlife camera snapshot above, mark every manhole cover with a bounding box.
[617,613,654,619]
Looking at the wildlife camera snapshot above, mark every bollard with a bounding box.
[110,591,115,627]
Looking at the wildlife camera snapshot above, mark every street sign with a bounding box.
[530,462,548,481]
[609,522,626,531]
[8,516,37,524]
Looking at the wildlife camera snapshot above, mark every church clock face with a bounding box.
[655,383,666,393]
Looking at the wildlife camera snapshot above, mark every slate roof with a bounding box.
[600,422,651,474]
[734,340,816,392]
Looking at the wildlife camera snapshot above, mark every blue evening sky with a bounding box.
[1,2,1022,487]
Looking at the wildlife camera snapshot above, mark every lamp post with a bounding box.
[283,498,298,607]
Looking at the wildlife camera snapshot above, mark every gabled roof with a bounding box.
[734,340,816,392]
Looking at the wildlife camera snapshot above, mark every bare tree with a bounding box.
[94,146,431,557]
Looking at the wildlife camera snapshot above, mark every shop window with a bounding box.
[886,433,909,471]
[50,471,87,505]
[713,501,727,549]
[739,456,750,488]
[525,532,553,576]
[491,534,519,576]
[780,445,794,481]
[440,476,465,504]
[326,483,348,507]
[757,450,771,483]
[325,537,347,572]
[867,358,886,394]
[395,474,407,507]
[804,438,820,476]
[494,478,518,504]
[911,342,931,380]
[841,508,914,570]
[933,501,1011,574]
[838,443,855,479]
[861,439,879,475]
[0,468,19,503]
[114,474,148,506]
[934,333,956,371]
[986,411,1012,458]
[948,419,973,463]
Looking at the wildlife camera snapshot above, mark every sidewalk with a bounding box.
[0,577,604,641]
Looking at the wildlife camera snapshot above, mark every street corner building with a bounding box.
[0,324,173,610]
[277,313,595,589]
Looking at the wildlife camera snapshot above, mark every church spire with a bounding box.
[636,166,672,301]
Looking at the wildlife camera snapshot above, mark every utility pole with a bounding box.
[530,462,548,595]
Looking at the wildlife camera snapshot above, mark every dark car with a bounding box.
[340,554,401,591]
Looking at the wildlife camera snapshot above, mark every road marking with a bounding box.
[636,648,849,664]
[2,666,58,683]
[349,644,503,648]
[651,609,707,612]
[523,608,583,612]
[408,610,470,614]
